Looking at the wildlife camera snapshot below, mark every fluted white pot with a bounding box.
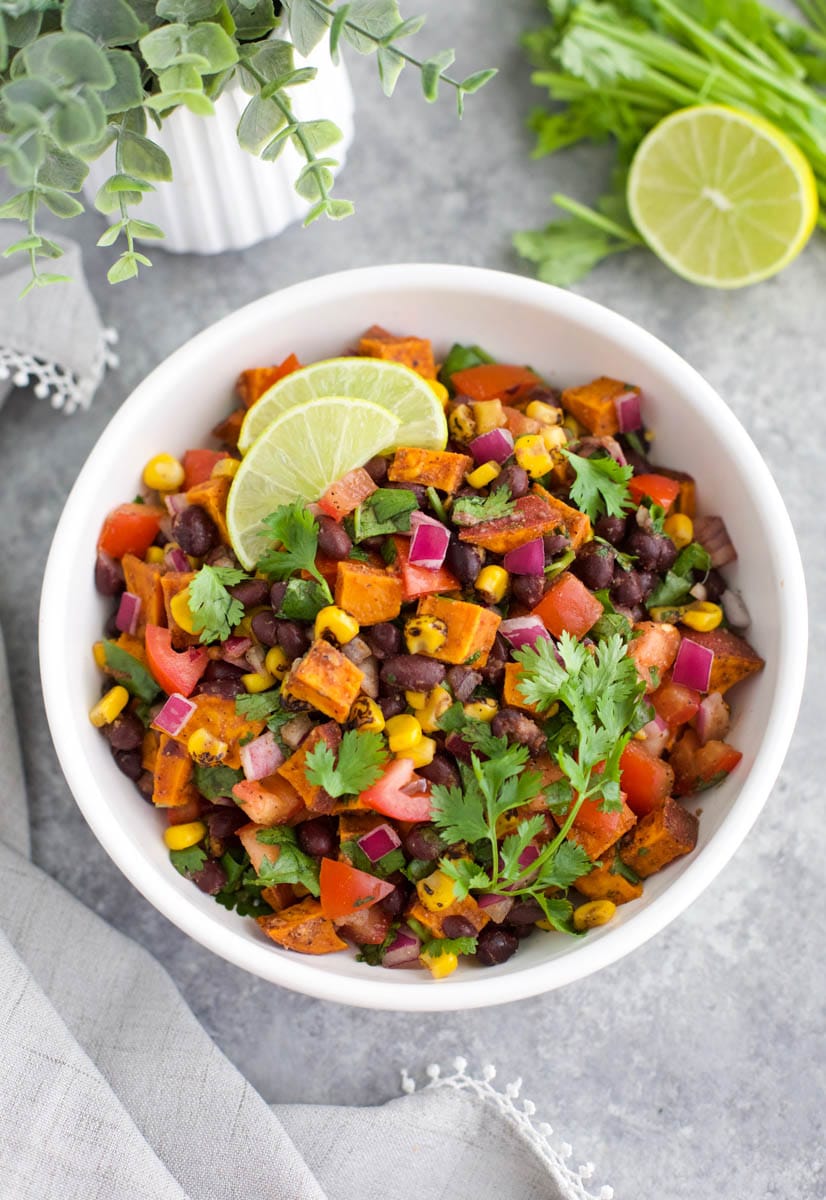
[84,45,354,255]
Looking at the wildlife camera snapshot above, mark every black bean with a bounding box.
[511,574,545,609]
[571,542,615,591]
[94,551,125,597]
[479,633,508,686]
[498,464,530,499]
[276,619,310,660]
[104,610,121,639]
[317,515,353,561]
[418,754,461,790]
[206,806,248,839]
[362,622,400,660]
[624,529,662,571]
[229,579,270,609]
[704,569,725,602]
[623,444,650,474]
[521,384,562,407]
[250,609,279,647]
[445,540,484,586]
[491,708,546,757]
[543,532,570,562]
[192,860,228,895]
[363,455,388,484]
[137,771,155,802]
[378,694,406,720]
[204,544,241,569]
[476,926,519,966]
[403,824,445,862]
[594,515,627,546]
[379,873,410,916]
[380,655,446,692]
[112,747,143,781]
[360,535,386,551]
[637,570,657,600]
[203,659,246,682]
[507,899,544,926]
[196,678,245,700]
[442,915,478,939]
[104,711,144,752]
[172,505,218,557]
[297,816,338,858]
[657,537,678,573]
[269,582,288,611]
[611,569,644,608]
[446,665,482,703]
[385,480,427,506]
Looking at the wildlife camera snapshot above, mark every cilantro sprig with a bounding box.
[304,730,389,798]
[562,450,633,522]
[406,918,477,959]
[257,501,333,602]
[647,542,711,608]
[255,828,320,896]
[188,565,249,643]
[452,486,516,527]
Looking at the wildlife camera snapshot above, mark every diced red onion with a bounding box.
[115,591,141,636]
[158,513,174,543]
[722,588,750,630]
[469,427,514,465]
[281,713,312,749]
[499,616,551,652]
[577,435,627,467]
[245,643,267,675]
[639,714,669,757]
[359,656,379,699]
[164,492,190,517]
[358,823,402,862]
[382,926,422,969]
[503,538,545,576]
[342,636,372,664]
[519,844,540,869]
[408,512,450,570]
[693,515,737,568]
[694,692,730,746]
[220,636,252,664]
[477,893,515,923]
[307,502,323,518]
[164,546,190,573]
[672,638,714,692]
[153,692,196,736]
[615,389,642,433]
[240,730,284,781]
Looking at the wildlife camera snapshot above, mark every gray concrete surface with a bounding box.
[1,3,824,1198]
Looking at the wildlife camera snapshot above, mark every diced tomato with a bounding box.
[531,571,603,639]
[651,679,701,728]
[627,473,681,511]
[567,796,627,841]
[182,448,229,490]
[317,467,377,520]
[333,902,393,945]
[360,758,433,821]
[319,858,394,919]
[392,535,460,601]
[98,503,162,560]
[671,730,742,795]
[451,363,541,402]
[145,624,208,697]
[503,407,541,438]
[619,739,675,817]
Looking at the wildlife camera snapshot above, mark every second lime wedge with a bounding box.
[227,396,401,569]
[238,356,447,454]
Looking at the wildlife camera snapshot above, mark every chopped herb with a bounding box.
[438,342,495,389]
[545,547,575,578]
[277,578,330,621]
[562,450,633,522]
[624,431,647,459]
[102,640,161,704]
[406,916,479,958]
[402,857,439,883]
[193,763,244,801]
[348,546,371,563]
[427,487,448,523]
[235,690,284,722]
[257,501,332,601]
[647,542,711,608]
[381,537,398,565]
[169,846,207,877]
[452,486,516,527]
[595,536,635,570]
[640,498,667,534]
[341,837,405,879]
[214,851,273,917]
[353,488,418,540]
[132,495,145,505]
[304,729,389,798]
[255,827,320,896]
[609,854,640,885]
[188,565,248,643]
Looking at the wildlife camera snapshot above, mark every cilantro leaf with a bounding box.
[562,450,633,521]
[439,857,491,900]
[514,207,639,287]
[102,640,161,704]
[169,846,207,877]
[424,935,478,957]
[499,815,548,882]
[277,577,329,621]
[647,542,711,608]
[452,486,516,527]
[214,851,274,917]
[535,840,592,890]
[235,690,285,721]
[304,729,389,798]
[609,853,640,885]
[257,501,332,600]
[353,488,418,540]
[357,921,401,965]
[254,827,320,896]
[193,763,244,800]
[535,895,578,935]
[340,838,405,879]
[188,565,248,643]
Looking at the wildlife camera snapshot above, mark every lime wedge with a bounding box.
[627,105,819,289]
[227,397,401,569]
[238,357,447,454]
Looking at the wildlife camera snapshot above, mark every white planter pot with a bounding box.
[83,45,354,255]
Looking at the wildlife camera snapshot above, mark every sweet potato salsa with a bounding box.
[91,326,764,978]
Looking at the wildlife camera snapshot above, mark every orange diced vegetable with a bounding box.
[416,594,501,666]
[388,447,472,493]
[185,476,231,545]
[558,795,637,861]
[282,640,364,722]
[236,353,300,409]
[531,483,592,549]
[405,895,490,939]
[121,553,165,635]
[574,851,644,905]
[114,632,148,667]
[451,363,542,402]
[619,797,698,877]
[319,857,394,918]
[458,494,560,554]
[531,571,603,639]
[141,729,159,772]
[561,377,632,436]
[98,503,163,560]
[627,473,682,511]
[261,883,297,912]
[317,468,377,520]
[619,740,675,817]
[232,774,305,825]
[257,897,348,954]
[237,821,280,873]
[502,662,541,714]
[627,621,681,692]
[654,467,696,517]
[212,407,245,449]
[182,448,229,490]
[278,722,341,812]
[391,535,460,601]
[677,628,764,693]
[358,324,436,379]
[335,561,403,624]
[152,734,196,807]
[145,625,208,698]
[164,692,264,768]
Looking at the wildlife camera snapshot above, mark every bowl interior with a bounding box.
[40,266,806,1010]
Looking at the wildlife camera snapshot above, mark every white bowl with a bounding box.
[40,265,807,1011]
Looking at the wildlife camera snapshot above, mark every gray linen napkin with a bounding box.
[0,639,611,1200]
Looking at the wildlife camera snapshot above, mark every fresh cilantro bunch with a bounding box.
[257,502,333,602]
[452,487,517,527]
[562,450,632,522]
[188,565,249,643]
[304,730,389,797]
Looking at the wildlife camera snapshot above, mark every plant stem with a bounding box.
[551,194,643,244]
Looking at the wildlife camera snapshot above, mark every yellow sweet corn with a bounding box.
[475,565,509,604]
[314,605,360,645]
[463,697,499,723]
[187,728,228,765]
[211,457,240,479]
[142,453,185,493]
[681,602,723,632]
[170,587,198,634]
[405,690,427,710]
[163,821,207,852]
[448,403,476,443]
[145,545,165,564]
[89,685,129,727]
[416,869,456,912]
[350,696,385,733]
[540,424,568,451]
[428,378,449,407]
[385,714,423,753]
[573,900,617,931]
[514,434,554,478]
[471,399,505,435]
[465,461,501,489]
[264,645,290,681]
[417,686,452,733]
[92,641,107,670]
[420,950,459,978]
[664,512,694,550]
[404,615,448,655]
[397,735,437,768]
[241,671,275,694]
[526,399,563,426]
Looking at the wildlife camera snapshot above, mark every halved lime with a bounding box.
[227,397,401,569]
[238,357,447,454]
[627,105,819,289]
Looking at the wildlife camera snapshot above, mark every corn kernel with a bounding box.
[573,899,617,931]
[385,714,423,753]
[350,695,385,733]
[526,399,563,426]
[241,671,275,694]
[143,453,185,493]
[89,685,129,727]
[465,461,501,489]
[540,424,568,451]
[416,868,456,912]
[515,434,554,478]
[187,728,229,765]
[314,605,360,645]
[211,457,240,479]
[404,614,448,655]
[420,950,459,978]
[235,614,254,638]
[463,697,499,723]
[664,512,694,550]
[405,690,428,710]
[417,686,452,733]
[562,414,584,438]
[145,545,165,564]
[163,821,207,852]
[397,735,437,768]
[264,645,290,680]
[471,399,506,435]
[681,601,723,632]
[448,403,476,443]
[169,587,198,634]
[475,565,509,604]
[495,811,523,837]
[428,378,449,407]
[92,641,107,670]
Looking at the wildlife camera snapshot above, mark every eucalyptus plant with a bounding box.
[0,0,495,291]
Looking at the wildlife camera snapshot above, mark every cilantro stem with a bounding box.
[551,194,642,244]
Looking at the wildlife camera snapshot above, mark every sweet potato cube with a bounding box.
[237,821,280,874]
[654,467,696,517]
[112,632,148,668]
[532,571,603,639]
[261,883,297,912]
[388,447,472,494]
[212,406,245,448]
[574,851,644,905]
[185,476,231,546]
[236,354,300,408]
[282,640,364,722]
[358,324,436,379]
[169,694,265,769]
[458,494,560,554]
[561,377,636,437]
[619,796,698,877]
[680,628,764,694]
[232,774,304,825]
[628,622,681,693]
[335,561,403,624]
[257,897,348,954]
[502,662,542,715]
[141,729,159,773]
[337,810,391,844]
[277,721,341,813]
[531,483,592,550]
[160,571,199,649]
[121,554,165,635]
[152,734,196,807]
[556,799,637,861]
[416,594,501,667]
[405,895,490,939]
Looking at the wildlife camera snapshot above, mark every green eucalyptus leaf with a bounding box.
[39,147,88,191]
[0,131,43,185]
[386,14,426,40]
[0,191,32,220]
[120,130,172,180]
[40,187,84,217]
[241,38,292,83]
[95,180,144,213]
[146,87,213,115]
[283,0,329,56]
[3,234,42,255]
[51,94,98,148]
[186,22,238,73]
[139,23,194,71]
[341,0,400,53]
[96,220,125,246]
[236,93,286,153]
[261,123,293,160]
[107,252,139,283]
[62,0,146,47]
[421,49,455,102]
[105,172,154,193]
[22,32,115,89]
[4,12,43,50]
[156,0,223,18]
[328,4,350,63]
[36,235,63,258]
[158,62,203,94]
[293,118,341,154]
[376,45,403,95]
[121,107,148,137]
[100,50,144,114]
[1,76,60,125]
[128,216,164,239]
[227,0,279,41]
[325,196,355,219]
[294,159,334,201]
[460,68,497,94]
